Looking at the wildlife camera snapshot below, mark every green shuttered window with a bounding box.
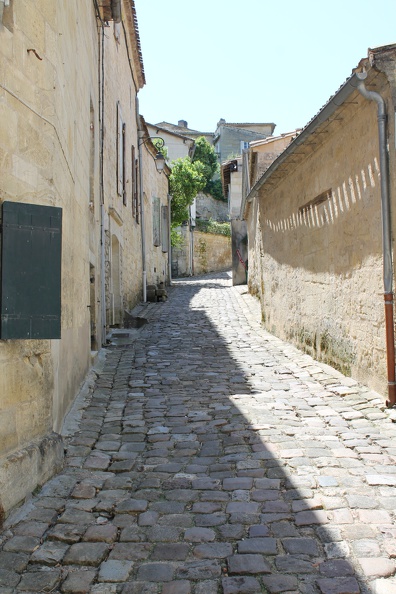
[0,202,62,339]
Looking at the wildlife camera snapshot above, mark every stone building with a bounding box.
[221,131,300,285]
[154,119,214,146]
[99,3,169,327]
[0,0,169,519]
[247,131,302,188]
[222,157,247,286]
[146,122,195,162]
[147,120,230,278]
[243,44,396,403]
[140,118,171,290]
[214,119,276,164]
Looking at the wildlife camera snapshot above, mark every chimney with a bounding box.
[178,120,188,128]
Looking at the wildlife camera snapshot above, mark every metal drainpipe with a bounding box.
[168,193,172,285]
[99,24,107,345]
[356,72,396,407]
[136,100,147,302]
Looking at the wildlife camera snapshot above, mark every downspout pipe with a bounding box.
[99,24,107,345]
[356,72,396,407]
[168,193,172,285]
[136,100,147,302]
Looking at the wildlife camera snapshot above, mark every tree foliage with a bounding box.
[170,228,184,248]
[205,178,224,201]
[192,136,225,201]
[193,137,218,182]
[169,157,205,227]
[195,218,231,237]
[169,137,226,233]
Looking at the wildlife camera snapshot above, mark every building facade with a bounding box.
[0,0,101,520]
[0,0,170,519]
[146,122,195,163]
[214,119,276,164]
[154,120,214,147]
[244,45,396,401]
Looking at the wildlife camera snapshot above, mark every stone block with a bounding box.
[227,554,271,574]
[63,542,109,566]
[222,576,261,593]
[98,559,134,582]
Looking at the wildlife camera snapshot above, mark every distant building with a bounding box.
[214,119,276,164]
[221,131,296,286]
[146,123,195,162]
[247,130,302,188]
[155,120,214,147]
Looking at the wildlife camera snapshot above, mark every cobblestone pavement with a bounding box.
[1,272,396,594]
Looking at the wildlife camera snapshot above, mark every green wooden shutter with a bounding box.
[0,201,62,339]
[152,197,161,247]
[161,205,169,253]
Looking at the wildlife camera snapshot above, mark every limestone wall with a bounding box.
[247,70,396,396]
[171,226,191,278]
[141,145,170,289]
[195,193,228,222]
[0,0,99,515]
[102,20,143,326]
[193,231,231,276]
[0,0,166,520]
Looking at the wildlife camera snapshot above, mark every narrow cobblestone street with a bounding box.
[1,272,396,594]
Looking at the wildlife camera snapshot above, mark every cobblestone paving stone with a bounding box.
[1,271,396,593]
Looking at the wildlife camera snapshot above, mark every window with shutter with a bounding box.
[135,155,139,223]
[117,102,125,199]
[161,205,169,253]
[0,201,62,339]
[122,123,126,205]
[152,197,161,247]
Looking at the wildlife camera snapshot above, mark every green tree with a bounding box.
[192,136,224,200]
[193,137,218,181]
[169,157,205,227]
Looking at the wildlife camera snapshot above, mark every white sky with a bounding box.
[135,0,396,135]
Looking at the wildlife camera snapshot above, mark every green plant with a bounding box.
[170,228,184,248]
[193,137,218,180]
[205,178,225,201]
[169,157,205,226]
[193,137,225,201]
[195,218,231,237]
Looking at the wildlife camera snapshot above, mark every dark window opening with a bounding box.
[299,189,332,214]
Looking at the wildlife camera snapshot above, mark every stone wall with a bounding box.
[141,144,170,290]
[171,228,231,278]
[171,225,192,278]
[231,220,248,286]
[0,0,99,516]
[102,17,143,326]
[195,193,228,222]
[247,67,396,396]
[193,231,231,276]
[0,0,157,520]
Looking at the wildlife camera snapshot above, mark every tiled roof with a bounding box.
[147,123,195,143]
[222,122,275,128]
[155,121,213,136]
